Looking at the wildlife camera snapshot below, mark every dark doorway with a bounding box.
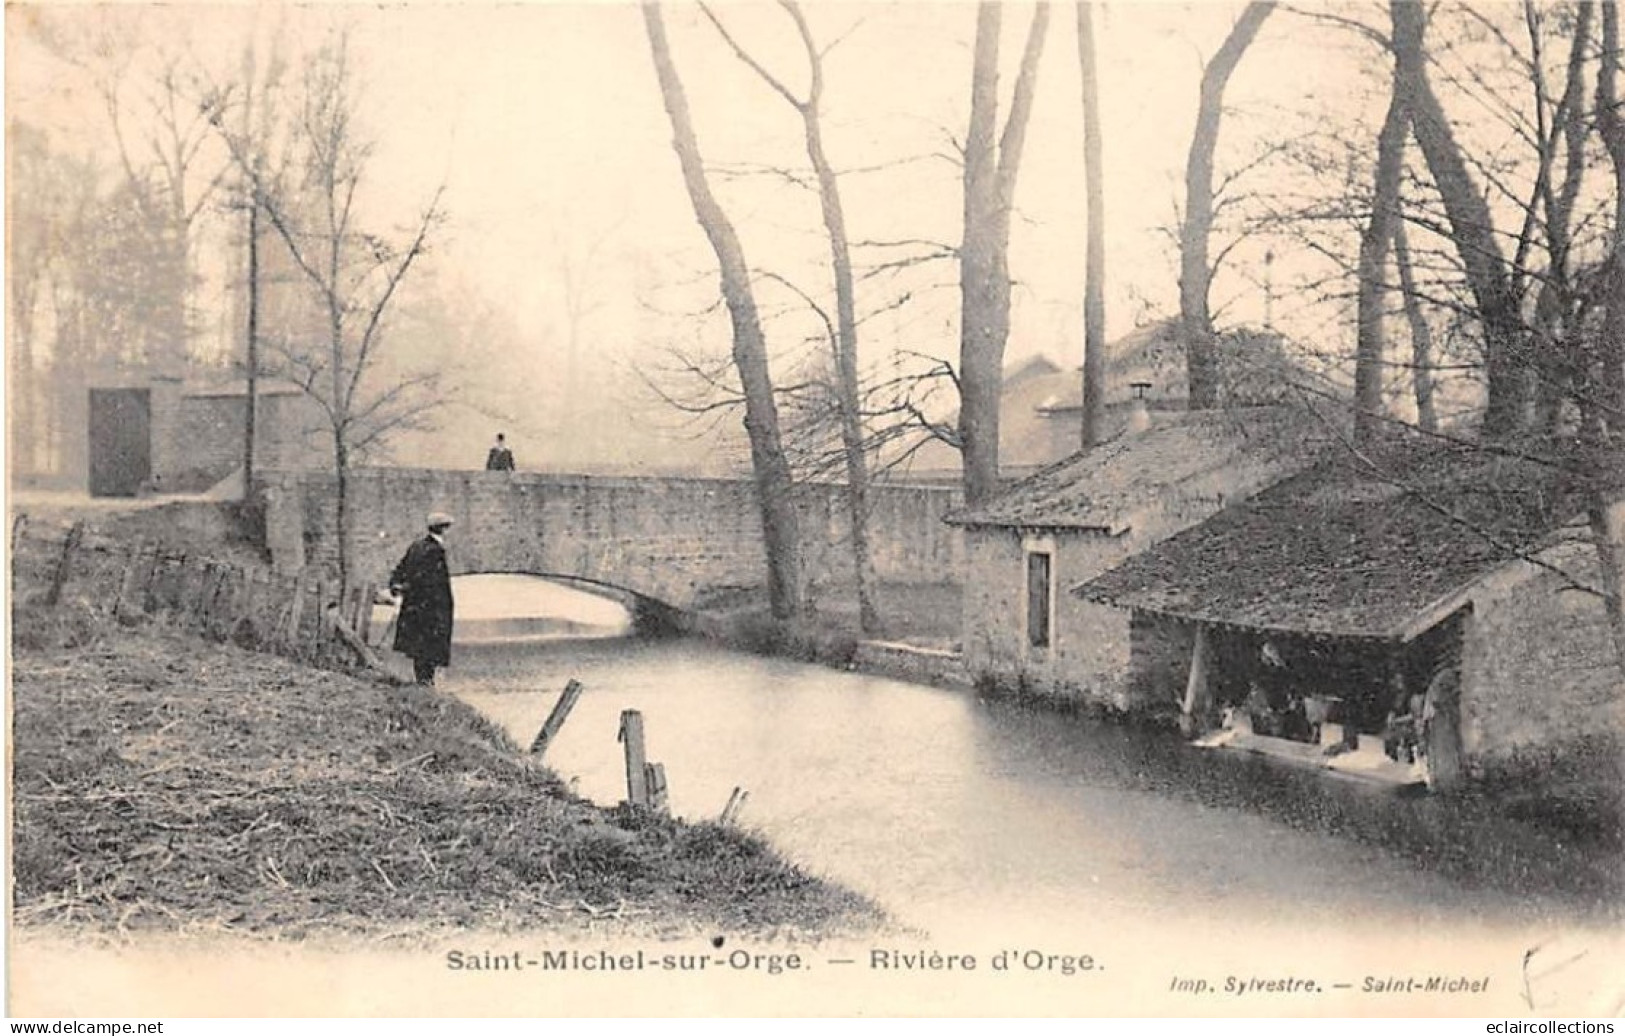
[88,388,151,497]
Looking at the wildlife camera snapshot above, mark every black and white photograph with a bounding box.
[5,0,1623,1019]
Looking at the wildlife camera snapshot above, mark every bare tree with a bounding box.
[206,31,446,594]
[7,122,54,477]
[641,0,807,622]
[42,15,233,367]
[959,0,1052,507]
[699,0,881,633]
[1586,0,1625,672]
[1391,219,1438,432]
[1390,0,1530,440]
[1180,1,1276,410]
[1077,0,1107,448]
[227,35,289,498]
[1354,34,1409,446]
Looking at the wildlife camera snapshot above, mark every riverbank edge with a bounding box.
[686,603,1625,874]
[8,602,887,943]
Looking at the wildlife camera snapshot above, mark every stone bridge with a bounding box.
[259,468,963,612]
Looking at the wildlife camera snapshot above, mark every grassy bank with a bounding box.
[9,615,882,942]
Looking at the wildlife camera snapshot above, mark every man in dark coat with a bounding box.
[390,512,456,685]
[485,433,515,471]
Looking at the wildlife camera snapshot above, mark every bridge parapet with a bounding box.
[258,468,963,611]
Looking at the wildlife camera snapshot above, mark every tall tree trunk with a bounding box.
[959,1,1008,509]
[1354,76,1409,446]
[1391,0,1529,439]
[334,432,351,598]
[641,0,806,620]
[1392,220,1438,433]
[1589,0,1625,677]
[1596,0,1625,438]
[244,196,260,495]
[9,277,38,476]
[798,55,879,633]
[1180,1,1275,410]
[958,1,1051,507]
[1077,0,1108,449]
[1532,1,1594,435]
[706,0,881,632]
[329,296,351,596]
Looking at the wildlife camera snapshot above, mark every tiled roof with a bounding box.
[946,406,1328,530]
[1073,440,1586,639]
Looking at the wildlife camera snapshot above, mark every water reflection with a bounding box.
[370,572,634,644]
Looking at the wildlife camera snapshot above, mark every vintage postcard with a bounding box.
[6,0,1623,1019]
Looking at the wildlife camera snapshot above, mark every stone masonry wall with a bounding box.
[259,468,963,610]
[961,529,1140,710]
[958,449,1314,711]
[1126,611,1196,713]
[1459,546,1624,776]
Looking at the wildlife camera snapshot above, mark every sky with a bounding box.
[5,0,1381,471]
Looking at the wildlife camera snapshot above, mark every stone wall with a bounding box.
[168,396,245,491]
[851,640,970,689]
[961,529,1143,709]
[258,468,964,610]
[958,447,1312,711]
[1126,611,1196,712]
[1459,546,1625,777]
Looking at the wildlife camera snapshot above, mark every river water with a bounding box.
[409,582,1620,950]
[367,577,1623,960]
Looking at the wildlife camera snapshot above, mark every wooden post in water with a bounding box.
[45,521,85,606]
[530,679,585,757]
[618,709,649,808]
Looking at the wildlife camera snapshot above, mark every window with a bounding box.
[1026,550,1053,649]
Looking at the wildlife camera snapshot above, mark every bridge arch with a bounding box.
[260,467,964,619]
[452,568,690,637]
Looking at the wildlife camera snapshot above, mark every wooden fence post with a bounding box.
[279,574,306,654]
[138,550,162,614]
[644,763,669,813]
[618,709,649,808]
[113,541,147,622]
[189,561,217,627]
[720,787,749,825]
[45,521,85,606]
[345,586,364,641]
[530,679,585,757]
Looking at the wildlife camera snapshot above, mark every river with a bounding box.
[413,579,1621,955]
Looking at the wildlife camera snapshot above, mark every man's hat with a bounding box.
[426,511,455,530]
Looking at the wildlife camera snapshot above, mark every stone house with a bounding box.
[83,371,327,497]
[904,318,1324,480]
[1074,441,1624,789]
[946,405,1332,710]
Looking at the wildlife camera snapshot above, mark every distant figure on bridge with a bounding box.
[390,512,456,686]
[485,433,515,471]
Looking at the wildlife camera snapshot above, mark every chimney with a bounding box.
[1127,382,1153,435]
